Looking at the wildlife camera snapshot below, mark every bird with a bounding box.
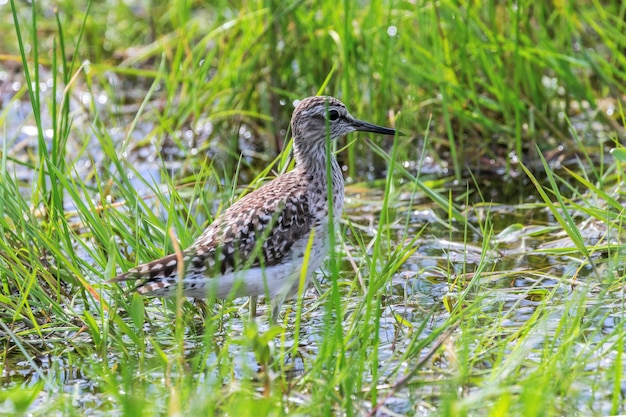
[109,96,398,319]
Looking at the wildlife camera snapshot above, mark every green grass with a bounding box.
[1,0,626,415]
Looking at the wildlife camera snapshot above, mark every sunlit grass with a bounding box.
[1,0,625,415]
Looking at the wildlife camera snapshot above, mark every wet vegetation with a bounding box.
[1,0,625,415]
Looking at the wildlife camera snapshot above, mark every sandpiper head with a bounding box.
[290,96,397,151]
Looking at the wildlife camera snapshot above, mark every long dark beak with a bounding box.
[353,119,403,136]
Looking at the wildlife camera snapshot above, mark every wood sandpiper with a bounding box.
[110,96,398,318]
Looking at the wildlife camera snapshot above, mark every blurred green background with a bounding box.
[1,1,625,416]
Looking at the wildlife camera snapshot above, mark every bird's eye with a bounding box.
[328,109,340,121]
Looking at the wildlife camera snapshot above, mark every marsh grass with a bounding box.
[1,0,626,415]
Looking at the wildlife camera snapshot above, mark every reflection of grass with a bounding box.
[1,0,625,415]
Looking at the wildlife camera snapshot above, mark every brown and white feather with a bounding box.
[110,96,397,309]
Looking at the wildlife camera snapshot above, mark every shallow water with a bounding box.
[1,66,625,415]
[4,178,621,414]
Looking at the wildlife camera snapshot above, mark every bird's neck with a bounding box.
[294,144,341,182]
[294,145,345,223]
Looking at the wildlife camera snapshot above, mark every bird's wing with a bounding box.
[109,171,313,292]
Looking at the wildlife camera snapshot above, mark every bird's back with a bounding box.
[110,170,315,297]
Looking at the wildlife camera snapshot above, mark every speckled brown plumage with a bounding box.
[110,96,397,315]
